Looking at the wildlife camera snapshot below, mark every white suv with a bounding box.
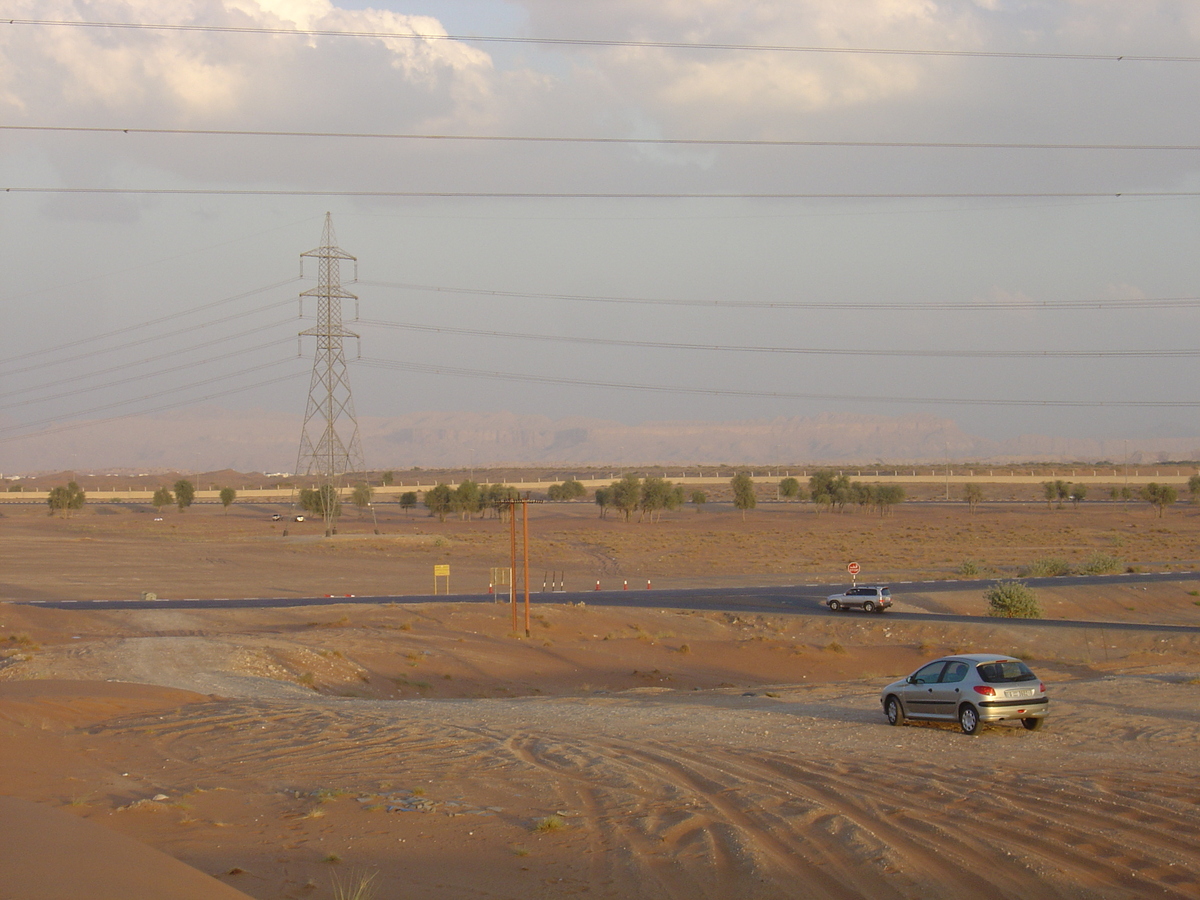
[826,585,892,614]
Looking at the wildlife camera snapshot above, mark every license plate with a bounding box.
[1006,688,1034,698]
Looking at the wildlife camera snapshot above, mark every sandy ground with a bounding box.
[1,593,1199,900]
[2,501,1200,898]
[2,499,1200,602]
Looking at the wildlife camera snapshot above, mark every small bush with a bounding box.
[957,559,980,577]
[985,581,1042,619]
[1024,557,1072,577]
[1078,552,1123,575]
[534,815,565,833]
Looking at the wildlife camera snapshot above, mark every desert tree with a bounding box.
[594,486,613,519]
[639,476,676,523]
[47,481,86,518]
[778,477,801,501]
[690,489,707,512]
[483,483,519,520]
[809,471,851,513]
[299,485,341,520]
[874,484,905,517]
[398,491,418,515]
[1110,485,1133,510]
[1069,483,1087,508]
[173,479,195,512]
[219,487,237,514]
[351,482,373,517]
[731,472,756,520]
[452,480,482,520]
[1141,482,1177,518]
[1189,473,1200,504]
[381,470,395,486]
[610,474,642,522]
[1041,481,1056,510]
[963,483,984,513]
[423,483,454,522]
[548,480,587,501]
[1056,480,1071,508]
[152,486,173,512]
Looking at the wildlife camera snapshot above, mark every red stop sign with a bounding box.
[847,562,861,576]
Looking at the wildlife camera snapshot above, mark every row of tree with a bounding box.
[423,481,522,522]
[47,479,234,517]
[595,474,690,522]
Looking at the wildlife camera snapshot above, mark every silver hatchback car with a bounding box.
[880,654,1049,735]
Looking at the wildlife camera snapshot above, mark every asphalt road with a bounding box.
[19,570,1200,633]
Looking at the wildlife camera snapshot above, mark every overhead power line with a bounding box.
[6,125,1200,153]
[0,336,294,411]
[357,357,1199,408]
[6,18,1197,63]
[6,187,1199,200]
[0,356,303,437]
[0,368,306,445]
[0,297,297,379]
[0,277,299,370]
[357,317,1197,358]
[363,280,1200,311]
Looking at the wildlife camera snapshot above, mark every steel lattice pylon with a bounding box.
[295,213,365,535]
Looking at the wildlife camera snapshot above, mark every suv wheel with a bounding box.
[885,696,905,726]
[828,599,841,611]
[862,600,876,613]
[959,705,980,735]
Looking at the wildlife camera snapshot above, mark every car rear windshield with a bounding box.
[881,588,891,597]
[976,660,1037,684]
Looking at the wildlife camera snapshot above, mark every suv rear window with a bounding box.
[880,588,891,597]
[977,660,1037,684]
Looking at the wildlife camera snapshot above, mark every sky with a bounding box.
[3,0,1200,463]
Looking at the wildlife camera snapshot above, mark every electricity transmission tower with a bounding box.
[295,213,365,536]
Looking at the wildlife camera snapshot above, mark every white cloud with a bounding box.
[0,0,497,125]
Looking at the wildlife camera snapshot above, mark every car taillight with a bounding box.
[973,685,996,696]
[1039,683,1046,692]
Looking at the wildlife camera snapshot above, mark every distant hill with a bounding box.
[2,406,1196,474]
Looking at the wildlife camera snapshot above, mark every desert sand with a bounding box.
[2,500,1199,898]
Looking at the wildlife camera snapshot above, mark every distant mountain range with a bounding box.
[2,407,1196,475]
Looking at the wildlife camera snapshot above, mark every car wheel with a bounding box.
[828,599,841,611]
[1021,717,1044,731]
[959,705,980,735]
[862,600,876,613]
[885,696,905,726]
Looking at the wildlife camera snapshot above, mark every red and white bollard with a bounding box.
[595,580,601,591]
[647,579,652,589]
[623,580,628,590]
[488,582,494,594]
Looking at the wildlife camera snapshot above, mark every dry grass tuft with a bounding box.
[332,870,378,900]
[533,815,565,833]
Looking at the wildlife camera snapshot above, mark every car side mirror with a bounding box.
[906,676,916,684]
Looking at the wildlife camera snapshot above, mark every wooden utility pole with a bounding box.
[508,499,532,637]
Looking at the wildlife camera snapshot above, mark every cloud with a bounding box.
[0,1,497,126]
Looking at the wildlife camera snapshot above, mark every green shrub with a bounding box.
[1078,552,1123,575]
[985,581,1042,619]
[1023,557,1072,577]
[957,559,980,577]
